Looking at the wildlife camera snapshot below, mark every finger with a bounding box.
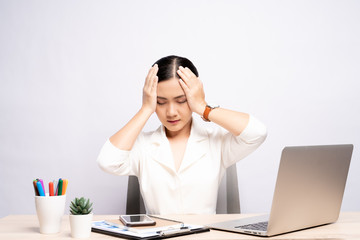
[178,66,191,79]
[179,66,196,79]
[145,67,154,86]
[149,64,158,81]
[150,64,158,79]
[150,65,158,88]
[151,76,158,91]
[145,65,158,87]
[178,78,190,94]
[177,69,189,84]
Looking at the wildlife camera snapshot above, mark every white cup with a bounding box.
[35,195,66,234]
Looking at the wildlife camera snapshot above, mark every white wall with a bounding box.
[1,0,359,217]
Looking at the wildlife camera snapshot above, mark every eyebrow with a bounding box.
[157,95,186,100]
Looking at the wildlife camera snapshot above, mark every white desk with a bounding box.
[1,212,360,239]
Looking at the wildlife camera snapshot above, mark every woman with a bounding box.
[97,55,267,215]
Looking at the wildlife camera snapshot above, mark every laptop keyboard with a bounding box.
[235,221,268,231]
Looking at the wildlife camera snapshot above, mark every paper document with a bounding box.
[92,218,209,239]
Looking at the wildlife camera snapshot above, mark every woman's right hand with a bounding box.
[109,64,159,150]
[142,64,158,113]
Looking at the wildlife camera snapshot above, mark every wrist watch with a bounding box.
[202,104,220,122]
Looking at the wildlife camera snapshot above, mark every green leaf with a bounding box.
[87,203,93,210]
[85,199,90,209]
[70,205,78,213]
[80,198,86,209]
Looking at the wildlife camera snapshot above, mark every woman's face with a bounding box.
[155,78,192,135]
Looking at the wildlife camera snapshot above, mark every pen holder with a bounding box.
[35,195,66,234]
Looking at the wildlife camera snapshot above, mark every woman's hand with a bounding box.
[142,64,158,113]
[110,64,158,150]
[177,66,207,115]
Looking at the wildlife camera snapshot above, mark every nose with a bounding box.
[166,102,177,118]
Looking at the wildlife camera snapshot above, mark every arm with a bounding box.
[177,66,250,136]
[203,108,249,136]
[220,114,267,168]
[109,64,158,150]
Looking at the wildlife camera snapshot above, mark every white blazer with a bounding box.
[97,115,267,215]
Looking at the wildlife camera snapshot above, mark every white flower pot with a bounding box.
[69,213,93,238]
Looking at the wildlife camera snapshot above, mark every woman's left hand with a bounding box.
[177,66,207,115]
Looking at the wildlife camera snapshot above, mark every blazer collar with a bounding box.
[180,119,209,172]
[149,118,209,173]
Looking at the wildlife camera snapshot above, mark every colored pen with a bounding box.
[33,180,39,196]
[39,179,45,195]
[65,179,68,194]
[58,179,63,196]
[36,181,45,196]
[62,179,68,195]
[53,179,58,196]
[49,182,54,196]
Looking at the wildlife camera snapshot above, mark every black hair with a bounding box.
[152,55,199,82]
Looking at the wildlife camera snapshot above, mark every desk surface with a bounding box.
[1,212,360,239]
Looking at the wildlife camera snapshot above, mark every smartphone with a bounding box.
[119,214,156,227]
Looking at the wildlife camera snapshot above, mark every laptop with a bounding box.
[207,144,353,237]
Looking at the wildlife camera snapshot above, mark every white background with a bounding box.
[1,0,359,217]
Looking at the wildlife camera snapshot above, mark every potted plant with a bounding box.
[69,197,93,238]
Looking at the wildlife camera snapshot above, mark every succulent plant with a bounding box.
[70,197,93,215]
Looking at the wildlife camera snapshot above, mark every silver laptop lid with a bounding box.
[267,144,353,236]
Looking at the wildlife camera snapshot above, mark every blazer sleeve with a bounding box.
[96,136,143,176]
[221,114,267,169]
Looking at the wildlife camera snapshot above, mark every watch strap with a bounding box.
[202,105,219,122]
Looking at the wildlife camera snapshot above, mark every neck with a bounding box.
[165,118,192,139]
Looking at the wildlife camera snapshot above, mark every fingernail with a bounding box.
[179,66,184,69]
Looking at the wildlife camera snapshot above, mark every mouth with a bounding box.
[167,119,180,124]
